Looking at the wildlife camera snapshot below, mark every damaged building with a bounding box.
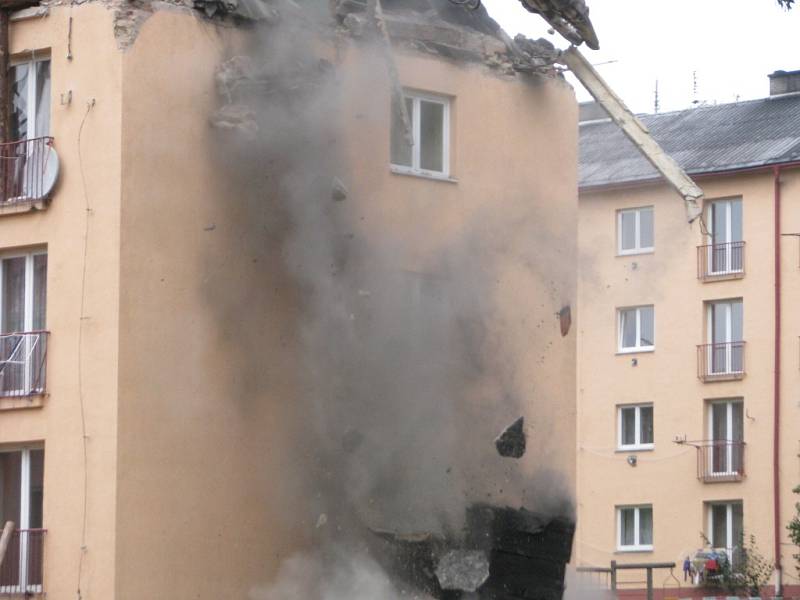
[0,0,580,597]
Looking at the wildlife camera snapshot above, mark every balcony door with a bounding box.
[709,400,743,476]
[0,448,44,594]
[707,300,743,375]
[709,501,743,563]
[0,252,47,395]
[707,199,743,275]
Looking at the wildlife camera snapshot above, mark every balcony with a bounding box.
[0,137,56,215]
[0,331,49,398]
[697,242,745,281]
[697,341,745,382]
[696,441,746,483]
[0,529,45,595]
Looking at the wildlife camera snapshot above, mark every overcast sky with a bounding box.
[482,0,800,114]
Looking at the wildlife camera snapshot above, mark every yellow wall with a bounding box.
[577,168,800,587]
[2,4,123,598]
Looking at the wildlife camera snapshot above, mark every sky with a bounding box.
[481,0,800,114]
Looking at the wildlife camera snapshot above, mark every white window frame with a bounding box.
[10,53,50,141]
[617,305,655,353]
[708,399,743,477]
[706,198,743,276]
[617,404,654,451]
[617,207,654,255]
[0,446,44,595]
[705,299,744,375]
[616,505,653,552]
[707,501,743,559]
[390,90,451,180]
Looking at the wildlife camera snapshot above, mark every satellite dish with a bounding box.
[37,144,59,200]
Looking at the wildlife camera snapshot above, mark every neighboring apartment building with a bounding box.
[0,1,579,598]
[576,71,800,597]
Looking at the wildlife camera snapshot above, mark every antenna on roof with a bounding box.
[654,79,660,114]
[692,71,699,106]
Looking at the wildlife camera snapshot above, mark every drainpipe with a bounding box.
[0,8,9,144]
[773,164,783,598]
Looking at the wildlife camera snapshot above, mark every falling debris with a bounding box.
[315,513,328,528]
[558,305,571,336]
[331,177,348,201]
[495,417,526,458]
[517,0,599,49]
[193,0,280,22]
[341,428,364,453]
[435,550,490,592]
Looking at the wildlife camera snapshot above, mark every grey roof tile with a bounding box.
[579,93,800,189]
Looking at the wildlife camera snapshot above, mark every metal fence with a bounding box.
[697,242,745,280]
[697,341,745,381]
[0,529,45,595]
[0,331,49,398]
[696,441,746,482]
[0,137,55,214]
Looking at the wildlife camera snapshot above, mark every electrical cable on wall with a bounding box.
[75,97,95,600]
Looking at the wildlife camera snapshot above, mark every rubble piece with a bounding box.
[512,35,559,71]
[216,56,259,103]
[495,417,526,459]
[332,177,348,201]
[558,305,571,337]
[517,0,599,50]
[193,0,280,22]
[341,428,364,452]
[367,0,413,147]
[435,550,490,592]
[209,104,259,137]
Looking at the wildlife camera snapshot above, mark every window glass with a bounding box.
[28,449,44,529]
[620,211,636,251]
[34,60,50,138]
[639,207,654,248]
[0,452,22,523]
[639,507,653,545]
[639,306,654,347]
[730,300,743,342]
[2,257,26,332]
[732,503,743,548]
[640,406,654,444]
[620,308,636,348]
[419,100,444,172]
[621,407,636,446]
[620,508,635,546]
[712,504,727,547]
[390,96,413,168]
[33,254,47,331]
[10,63,29,141]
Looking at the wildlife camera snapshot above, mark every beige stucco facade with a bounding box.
[577,165,800,593]
[0,4,579,598]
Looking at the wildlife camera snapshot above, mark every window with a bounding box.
[10,57,50,141]
[0,251,47,396]
[706,299,743,375]
[617,207,654,255]
[0,447,44,594]
[706,198,743,275]
[708,400,744,476]
[617,505,653,551]
[390,90,450,178]
[618,404,654,450]
[708,501,743,558]
[618,305,654,352]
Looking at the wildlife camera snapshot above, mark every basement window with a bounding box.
[390,90,450,179]
[617,505,653,552]
[618,404,654,450]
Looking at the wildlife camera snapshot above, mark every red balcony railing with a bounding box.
[0,331,49,398]
[697,241,745,280]
[697,341,745,381]
[0,529,45,595]
[696,441,746,482]
[0,137,55,214]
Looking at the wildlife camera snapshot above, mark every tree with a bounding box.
[701,533,773,597]
[788,485,800,575]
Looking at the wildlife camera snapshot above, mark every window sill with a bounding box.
[390,165,457,184]
[616,347,654,355]
[617,249,654,257]
[616,446,654,453]
[0,394,45,411]
[615,547,654,554]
